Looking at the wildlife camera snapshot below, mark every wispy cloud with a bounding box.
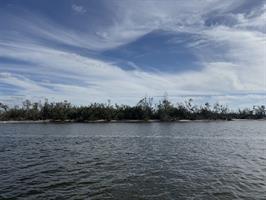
[0,0,265,107]
[72,4,86,14]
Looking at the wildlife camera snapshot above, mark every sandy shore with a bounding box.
[0,119,159,124]
[1,118,264,124]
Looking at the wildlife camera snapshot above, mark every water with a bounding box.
[0,121,265,200]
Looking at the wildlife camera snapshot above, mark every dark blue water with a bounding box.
[0,121,265,200]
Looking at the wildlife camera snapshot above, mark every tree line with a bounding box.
[0,98,265,122]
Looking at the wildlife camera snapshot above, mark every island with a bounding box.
[0,98,265,123]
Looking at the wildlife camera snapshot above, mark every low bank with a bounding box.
[1,118,265,124]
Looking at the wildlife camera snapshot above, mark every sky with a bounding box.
[0,0,265,108]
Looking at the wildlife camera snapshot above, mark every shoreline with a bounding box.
[0,118,265,124]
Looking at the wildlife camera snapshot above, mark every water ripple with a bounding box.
[0,121,265,200]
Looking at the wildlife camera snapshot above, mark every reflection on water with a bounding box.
[0,121,266,200]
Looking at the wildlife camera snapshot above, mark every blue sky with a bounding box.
[0,0,265,107]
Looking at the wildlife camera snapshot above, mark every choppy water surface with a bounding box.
[0,121,265,200]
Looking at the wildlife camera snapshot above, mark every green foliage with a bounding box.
[0,98,265,121]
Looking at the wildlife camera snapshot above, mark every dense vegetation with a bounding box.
[0,98,265,122]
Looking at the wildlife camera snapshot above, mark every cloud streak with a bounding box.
[0,0,265,107]
[72,4,87,14]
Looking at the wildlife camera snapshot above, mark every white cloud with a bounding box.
[0,38,265,107]
[0,0,265,107]
[72,4,86,14]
